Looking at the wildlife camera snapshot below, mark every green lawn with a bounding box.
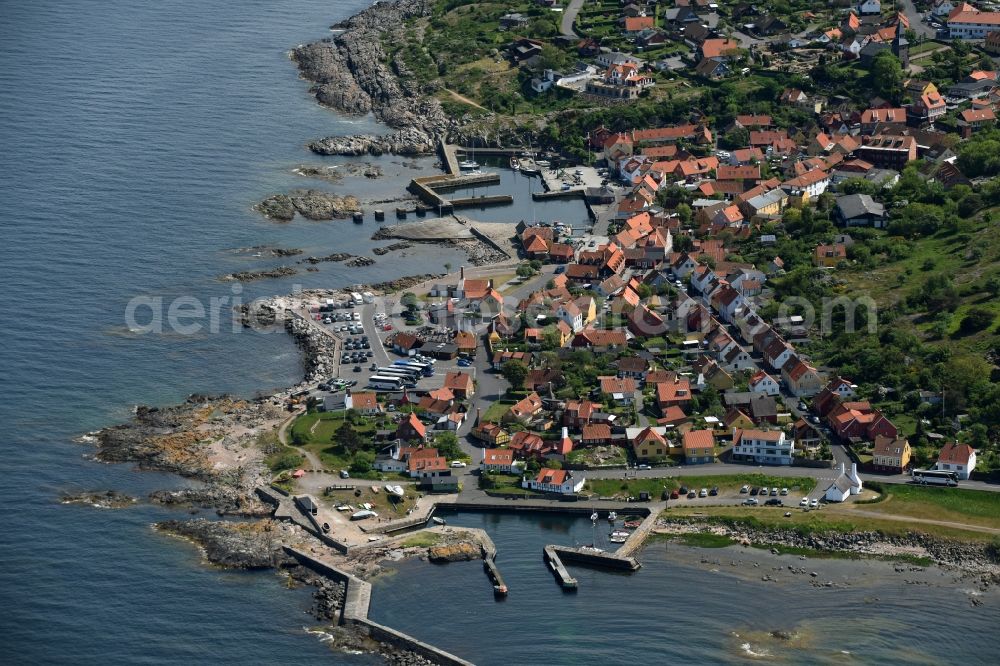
[663,501,999,543]
[587,473,815,498]
[480,399,514,423]
[289,410,388,472]
[861,484,1000,530]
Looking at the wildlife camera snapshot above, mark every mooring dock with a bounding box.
[543,545,578,589]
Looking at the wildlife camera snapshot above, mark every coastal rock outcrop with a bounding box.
[156,519,288,569]
[308,127,437,157]
[89,394,285,480]
[220,266,297,282]
[256,190,360,221]
[428,541,481,563]
[293,0,452,147]
[149,487,272,517]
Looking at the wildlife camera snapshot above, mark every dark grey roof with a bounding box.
[836,193,884,219]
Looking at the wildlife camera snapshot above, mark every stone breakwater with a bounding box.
[657,518,1000,575]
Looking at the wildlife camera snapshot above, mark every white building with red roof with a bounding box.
[522,468,585,494]
[935,442,977,479]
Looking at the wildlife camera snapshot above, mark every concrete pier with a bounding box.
[450,194,513,208]
[543,545,578,589]
[483,557,508,596]
[532,189,584,200]
[549,544,641,572]
[616,511,660,558]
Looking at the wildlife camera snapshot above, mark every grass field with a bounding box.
[322,485,419,516]
[855,483,1000,530]
[663,503,998,542]
[586,473,816,499]
[400,532,443,548]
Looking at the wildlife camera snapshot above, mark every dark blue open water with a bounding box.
[0,0,997,664]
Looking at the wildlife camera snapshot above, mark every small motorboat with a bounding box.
[590,511,598,522]
[387,485,405,498]
[459,159,480,170]
[536,159,551,167]
[623,520,642,529]
[607,511,617,522]
[350,509,378,521]
[510,157,520,170]
[609,530,629,544]
[371,486,380,493]
[432,516,446,525]
[336,505,352,512]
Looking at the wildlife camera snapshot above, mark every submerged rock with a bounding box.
[220,266,297,282]
[60,490,137,509]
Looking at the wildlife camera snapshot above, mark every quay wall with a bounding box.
[283,547,473,666]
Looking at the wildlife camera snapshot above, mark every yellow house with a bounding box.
[872,435,912,473]
[575,296,597,327]
[632,426,669,460]
[723,408,755,430]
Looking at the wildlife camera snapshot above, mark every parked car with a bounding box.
[770,487,779,496]
[554,265,566,274]
[809,498,819,508]
[450,461,467,468]
[670,490,680,499]
[687,491,697,499]
[739,485,750,494]
[749,487,759,495]
[637,464,651,470]
[353,365,361,372]
[679,486,689,495]
[742,498,759,506]
[765,498,783,507]
[799,498,809,507]
[699,488,708,498]
[709,486,719,496]
[339,470,350,479]
[780,488,789,496]
[457,359,472,367]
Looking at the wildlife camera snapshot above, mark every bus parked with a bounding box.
[911,469,959,487]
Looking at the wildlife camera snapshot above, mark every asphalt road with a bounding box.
[560,0,584,38]
[901,0,935,39]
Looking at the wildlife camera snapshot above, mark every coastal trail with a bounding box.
[278,407,323,471]
[832,505,1000,536]
[442,88,487,112]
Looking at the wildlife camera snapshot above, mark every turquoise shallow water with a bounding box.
[1,0,998,663]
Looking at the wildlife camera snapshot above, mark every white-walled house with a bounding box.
[522,468,585,494]
[731,428,795,465]
[935,442,977,480]
[825,462,863,502]
[749,371,781,396]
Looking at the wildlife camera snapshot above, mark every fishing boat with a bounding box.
[350,509,378,521]
[607,511,617,522]
[432,516,446,525]
[609,530,629,544]
[520,162,541,176]
[623,519,642,529]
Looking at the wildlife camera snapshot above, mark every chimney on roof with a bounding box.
[475,407,481,427]
[460,266,465,280]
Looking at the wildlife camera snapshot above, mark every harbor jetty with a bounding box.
[543,545,578,590]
